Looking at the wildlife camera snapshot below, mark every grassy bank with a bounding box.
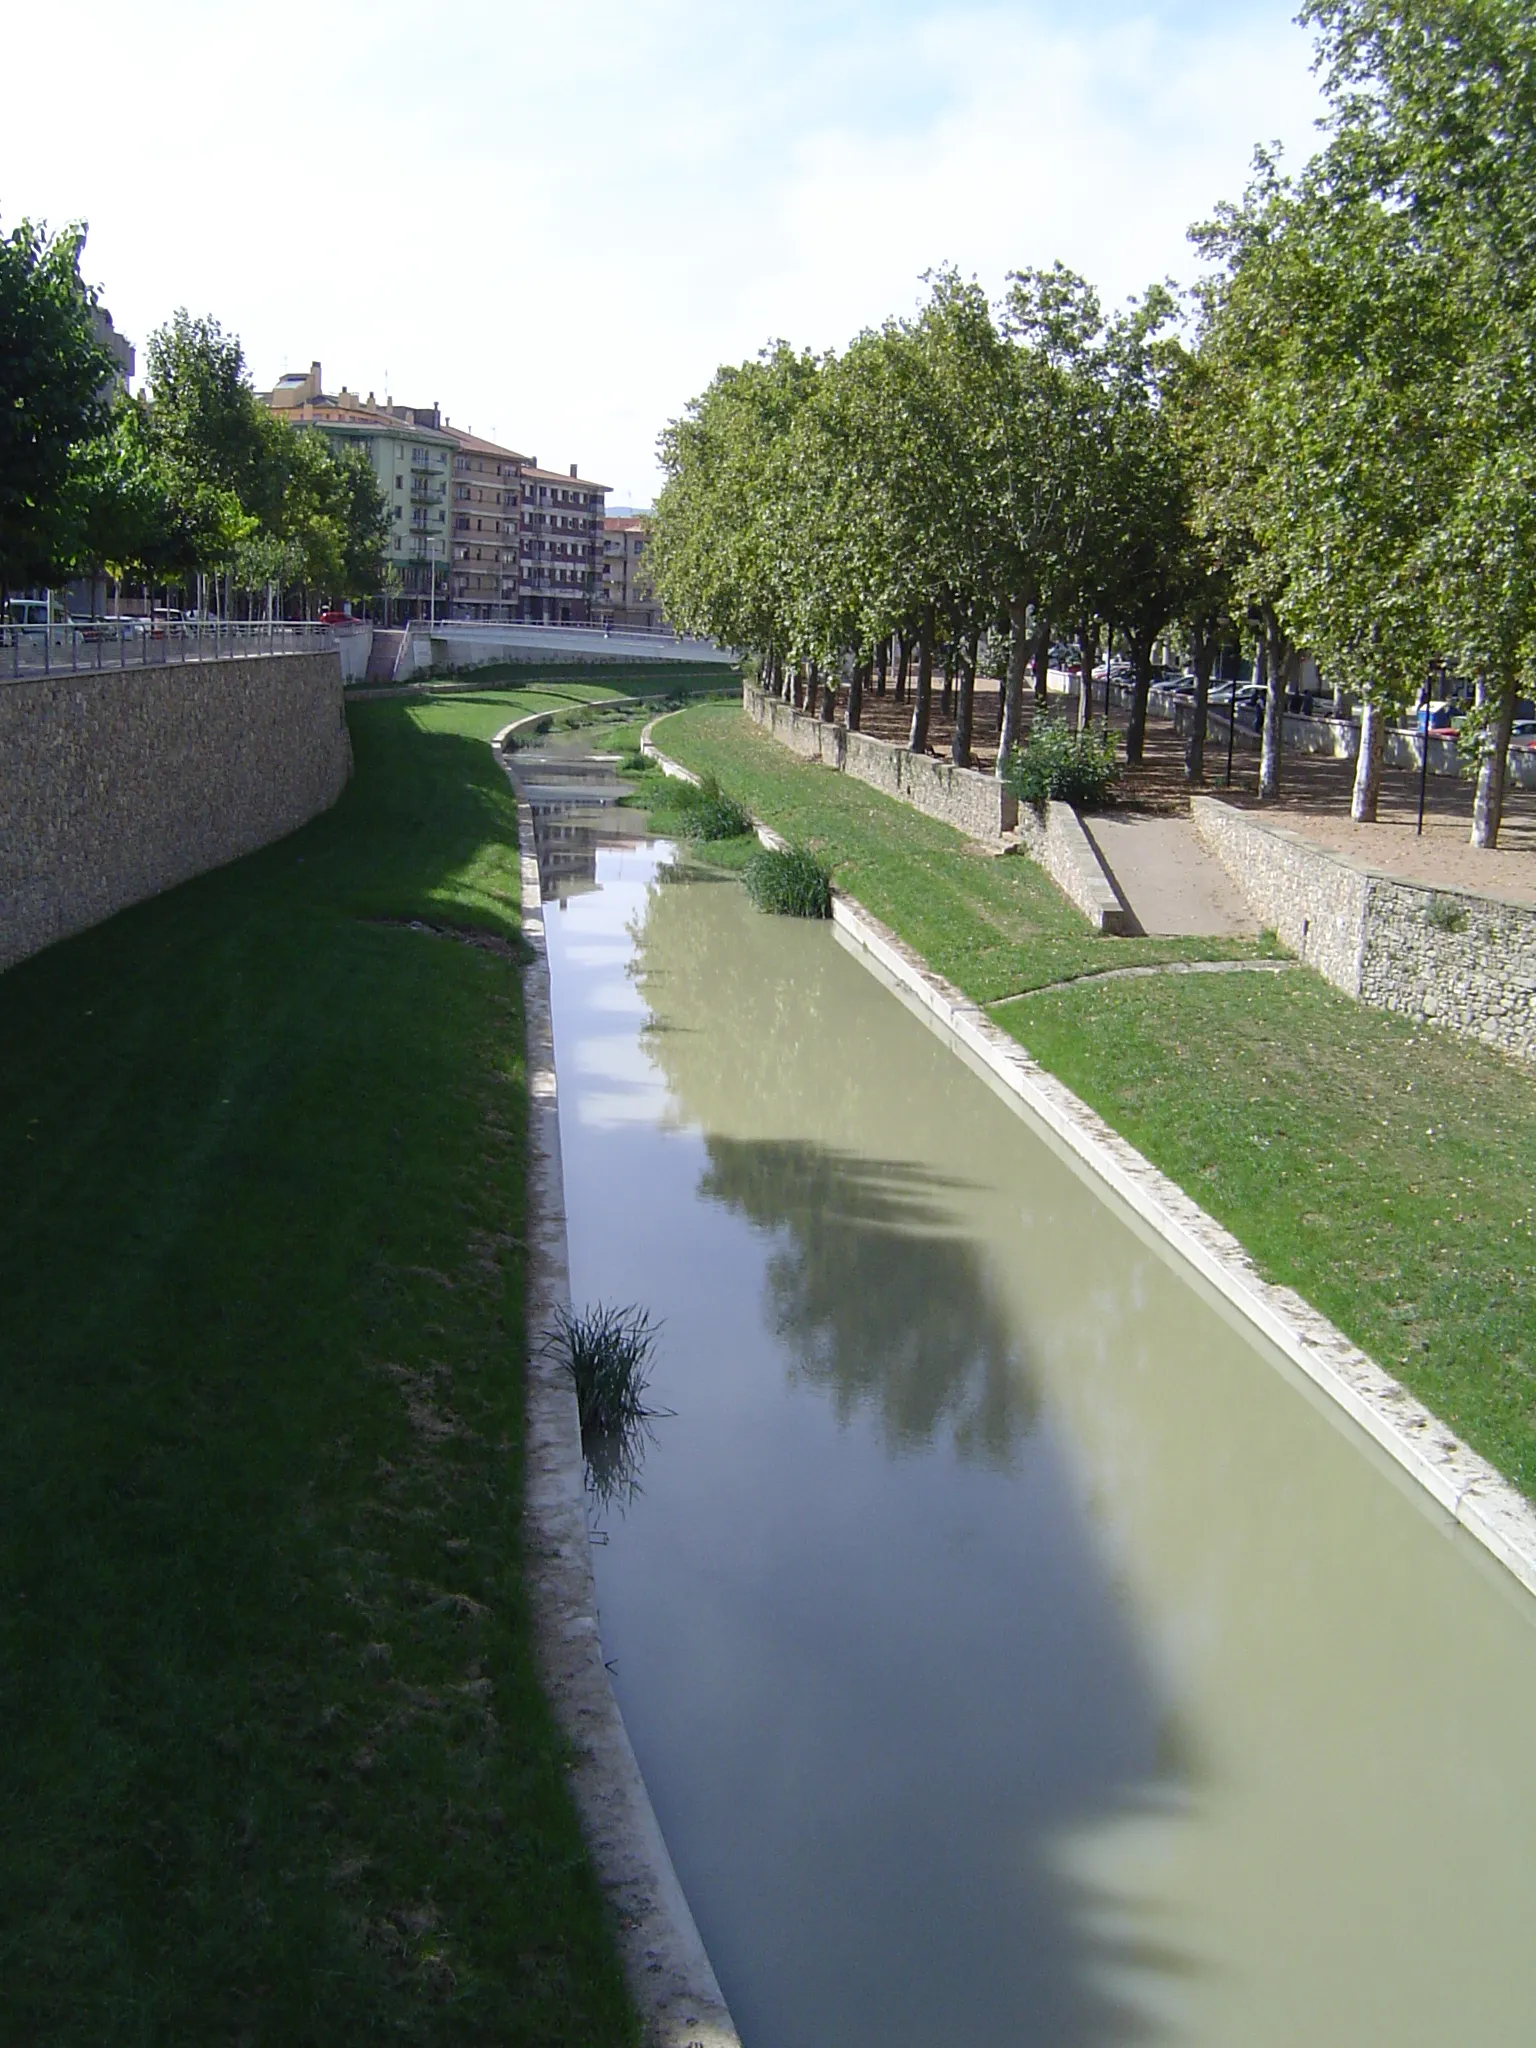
[649,702,1536,1502]
[0,692,635,2043]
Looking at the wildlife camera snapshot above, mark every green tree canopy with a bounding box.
[0,216,113,595]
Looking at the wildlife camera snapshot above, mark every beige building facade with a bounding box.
[445,429,527,621]
[264,363,611,623]
[600,516,662,630]
[515,463,609,624]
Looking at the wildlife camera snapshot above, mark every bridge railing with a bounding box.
[2,619,340,682]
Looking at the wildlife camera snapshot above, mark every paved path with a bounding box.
[1080,813,1259,937]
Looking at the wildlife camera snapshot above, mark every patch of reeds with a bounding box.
[660,772,753,841]
[548,1301,659,1437]
[742,844,834,918]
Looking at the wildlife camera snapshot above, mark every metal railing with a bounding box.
[3,619,341,682]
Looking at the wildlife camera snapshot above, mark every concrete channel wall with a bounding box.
[1192,797,1536,1064]
[0,651,352,973]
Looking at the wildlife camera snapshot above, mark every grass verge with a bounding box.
[651,701,1536,1501]
[0,690,637,2044]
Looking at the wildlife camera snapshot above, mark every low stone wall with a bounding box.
[1,651,352,973]
[743,684,1017,839]
[1015,802,1134,934]
[1192,797,1536,1063]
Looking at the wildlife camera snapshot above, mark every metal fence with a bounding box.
[2,619,339,682]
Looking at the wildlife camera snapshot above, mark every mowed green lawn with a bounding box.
[650,702,1536,1501]
[0,692,636,2045]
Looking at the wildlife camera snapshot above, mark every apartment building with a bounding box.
[444,429,527,621]
[515,463,610,624]
[264,363,612,622]
[600,515,662,630]
[265,364,453,616]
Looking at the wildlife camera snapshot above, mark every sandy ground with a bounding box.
[840,677,1536,908]
[1080,814,1259,937]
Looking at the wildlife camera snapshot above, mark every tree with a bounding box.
[0,216,113,599]
[143,310,271,514]
[650,343,821,668]
[61,397,245,598]
[1302,0,1536,846]
[1095,287,1202,765]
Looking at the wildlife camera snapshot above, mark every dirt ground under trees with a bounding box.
[835,674,1536,906]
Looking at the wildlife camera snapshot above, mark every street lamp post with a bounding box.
[1416,664,1439,837]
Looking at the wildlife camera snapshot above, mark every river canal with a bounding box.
[529,764,1536,2048]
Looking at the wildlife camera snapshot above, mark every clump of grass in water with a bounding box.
[547,1302,663,1510]
[659,772,753,841]
[743,844,833,918]
[549,1301,659,1436]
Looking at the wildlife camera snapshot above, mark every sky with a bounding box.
[3,1,1327,506]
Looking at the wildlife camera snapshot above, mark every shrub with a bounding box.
[548,1301,658,1438]
[743,844,833,918]
[1423,893,1469,934]
[661,771,753,841]
[1004,716,1121,810]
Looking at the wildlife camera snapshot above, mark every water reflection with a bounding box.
[699,1137,1036,1465]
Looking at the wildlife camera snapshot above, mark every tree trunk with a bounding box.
[1259,615,1285,800]
[940,645,953,720]
[997,598,1029,770]
[821,664,837,722]
[1185,622,1214,785]
[1033,621,1051,711]
[805,662,820,717]
[848,659,866,732]
[1075,623,1099,732]
[1471,669,1518,848]
[909,610,934,752]
[895,632,910,702]
[1351,699,1387,821]
[953,629,977,767]
[1124,625,1157,764]
[875,639,888,697]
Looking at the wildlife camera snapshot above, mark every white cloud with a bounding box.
[1,1,1325,503]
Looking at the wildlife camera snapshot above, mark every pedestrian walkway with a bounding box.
[1079,813,1259,937]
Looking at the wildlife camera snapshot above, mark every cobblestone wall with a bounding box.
[1192,796,1536,1063]
[743,685,1016,839]
[1,651,352,973]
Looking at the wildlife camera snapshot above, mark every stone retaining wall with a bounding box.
[1,651,352,973]
[1191,797,1536,1063]
[744,683,1016,839]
